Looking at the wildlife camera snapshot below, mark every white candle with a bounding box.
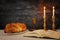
[53,6,55,16]
[44,6,46,16]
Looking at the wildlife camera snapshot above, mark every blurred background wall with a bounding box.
[0,0,60,30]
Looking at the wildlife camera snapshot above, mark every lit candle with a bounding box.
[53,6,55,16]
[44,6,46,16]
[43,6,47,31]
[52,6,55,31]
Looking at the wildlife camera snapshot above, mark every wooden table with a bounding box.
[0,30,60,40]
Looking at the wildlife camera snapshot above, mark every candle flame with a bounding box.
[53,6,55,9]
[44,6,46,10]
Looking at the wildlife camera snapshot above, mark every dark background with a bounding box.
[0,0,60,30]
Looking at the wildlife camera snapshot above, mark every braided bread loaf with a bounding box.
[4,23,27,33]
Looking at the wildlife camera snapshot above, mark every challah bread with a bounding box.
[4,23,27,33]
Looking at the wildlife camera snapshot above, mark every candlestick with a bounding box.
[52,6,55,31]
[43,6,47,31]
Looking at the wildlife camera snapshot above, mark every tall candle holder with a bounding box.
[42,6,56,31]
[52,6,55,31]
